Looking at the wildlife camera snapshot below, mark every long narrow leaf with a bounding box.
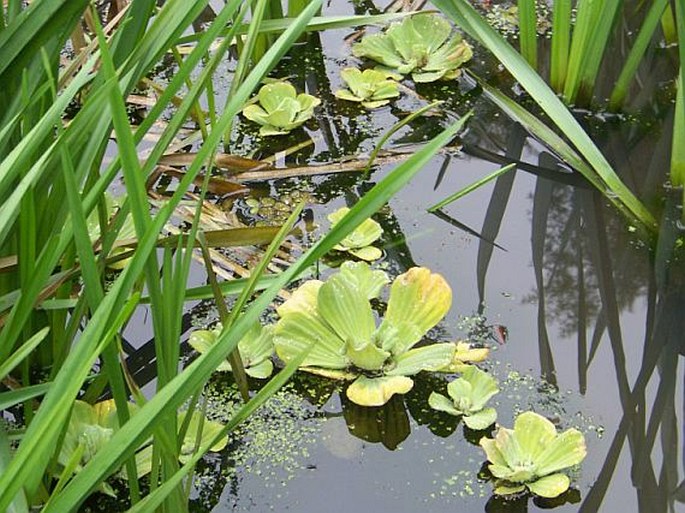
[428,163,516,211]
[609,0,669,110]
[0,327,48,381]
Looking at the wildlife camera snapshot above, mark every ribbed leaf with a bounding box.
[346,375,414,407]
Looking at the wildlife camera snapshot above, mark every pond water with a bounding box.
[108,2,685,512]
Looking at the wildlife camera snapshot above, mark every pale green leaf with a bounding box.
[258,82,297,112]
[526,473,571,498]
[348,246,383,261]
[346,375,414,407]
[317,273,376,350]
[480,437,507,467]
[273,311,348,369]
[512,411,558,463]
[380,267,452,354]
[346,341,390,371]
[329,207,383,250]
[337,261,389,300]
[334,88,363,102]
[428,391,460,416]
[534,428,587,476]
[387,342,455,376]
[494,483,526,495]
[276,279,323,317]
[352,32,405,70]
[463,407,497,430]
[245,359,273,379]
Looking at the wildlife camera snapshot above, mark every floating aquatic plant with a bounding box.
[328,207,383,261]
[428,365,498,429]
[189,323,274,379]
[334,67,401,109]
[480,411,587,498]
[274,261,461,407]
[242,81,320,136]
[57,400,135,496]
[58,399,227,486]
[352,13,473,83]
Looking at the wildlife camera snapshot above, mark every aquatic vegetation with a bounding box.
[86,193,136,270]
[58,399,227,487]
[189,323,274,379]
[483,3,552,38]
[244,190,313,227]
[480,411,587,498]
[328,207,383,261]
[274,261,458,407]
[132,410,227,478]
[352,13,473,83]
[242,81,321,136]
[428,365,498,430]
[57,400,136,496]
[444,341,490,373]
[334,68,401,109]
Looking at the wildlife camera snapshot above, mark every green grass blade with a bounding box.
[661,4,677,44]
[476,78,655,230]
[575,0,622,104]
[175,12,415,44]
[609,0,669,110]
[0,383,51,410]
[0,0,87,79]
[8,2,323,508]
[550,0,571,91]
[0,425,28,513]
[518,0,537,68]
[0,327,48,381]
[431,0,657,233]
[428,163,516,211]
[364,101,442,175]
[670,1,685,200]
[562,0,602,103]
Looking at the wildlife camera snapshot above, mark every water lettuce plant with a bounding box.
[428,365,498,429]
[57,400,136,497]
[189,323,274,379]
[328,207,383,261]
[273,261,457,406]
[242,81,321,136]
[352,13,473,83]
[480,411,587,498]
[58,400,227,487]
[334,68,401,109]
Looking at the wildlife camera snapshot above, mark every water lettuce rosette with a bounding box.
[334,67,401,109]
[273,261,457,407]
[480,411,587,498]
[428,365,499,429]
[58,400,227,490]
[352,13,473,83]
[242,81,320,136]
